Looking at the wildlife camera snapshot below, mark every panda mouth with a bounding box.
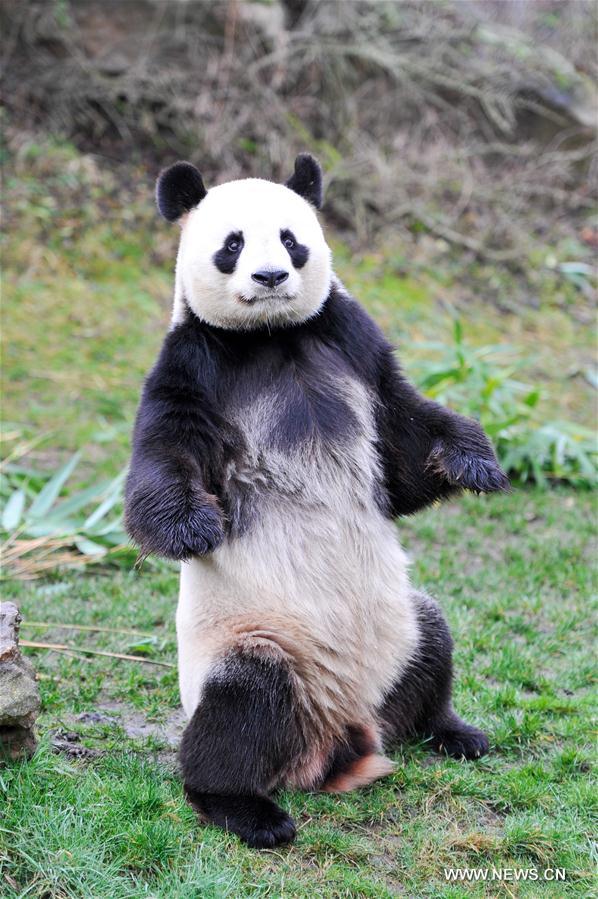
[237,292,295,306]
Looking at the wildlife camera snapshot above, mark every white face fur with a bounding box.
[173,178,332,331]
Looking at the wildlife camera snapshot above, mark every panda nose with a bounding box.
[251,269,289,289]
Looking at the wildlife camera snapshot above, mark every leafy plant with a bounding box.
[412,320,597,488]
[0,452,135,579]
[499,421,597,488]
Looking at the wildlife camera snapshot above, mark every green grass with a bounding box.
[1,139,596,896]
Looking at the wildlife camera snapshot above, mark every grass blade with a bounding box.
[20,621,156,637]
[21,639,174,668]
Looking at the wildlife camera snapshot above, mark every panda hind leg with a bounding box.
[180,648,304,848]
[379,591,489,761]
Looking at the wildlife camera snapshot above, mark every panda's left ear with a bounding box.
[285,153,323,209]
[156,161,207,222]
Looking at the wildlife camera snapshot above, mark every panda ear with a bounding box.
[285,153,323,209]
[156,161,207,222]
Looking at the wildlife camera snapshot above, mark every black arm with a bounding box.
[376,343,509,517]
[316,286,508,517]
[125,322,226,560]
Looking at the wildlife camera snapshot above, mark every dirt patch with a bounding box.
[51,729,101,759]
[50,703,187,763]
[87,702,187,746]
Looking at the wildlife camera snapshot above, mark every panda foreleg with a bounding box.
[376,350,509,516]
[379,591,489,760]
[179,648,304,848]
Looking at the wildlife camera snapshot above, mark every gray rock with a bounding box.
[0,602,41,759]
[0,659,40,726]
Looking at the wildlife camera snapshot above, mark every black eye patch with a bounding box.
[280,229,309,270]
[213,231,244,274]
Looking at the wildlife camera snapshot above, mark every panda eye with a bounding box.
[282,232,296,250]
[227,238,241,253]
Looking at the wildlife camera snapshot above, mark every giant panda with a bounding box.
[125,154,509,849]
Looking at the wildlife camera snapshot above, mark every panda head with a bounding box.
[157,154,332,331]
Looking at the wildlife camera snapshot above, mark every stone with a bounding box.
[0,602,41,759]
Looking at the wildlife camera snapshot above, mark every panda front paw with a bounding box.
[125,482,225,561]
[161,499,225,561]
[427,440,510,495]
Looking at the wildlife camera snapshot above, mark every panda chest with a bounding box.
[222,368,380,523]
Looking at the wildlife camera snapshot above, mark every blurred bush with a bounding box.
[2,0,596,266]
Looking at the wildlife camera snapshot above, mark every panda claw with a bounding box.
[427,441,509,495]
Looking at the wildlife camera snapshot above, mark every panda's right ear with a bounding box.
[285,154,323,209]
[156,161,207,222]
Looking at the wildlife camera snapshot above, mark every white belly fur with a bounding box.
[176,378,420,743]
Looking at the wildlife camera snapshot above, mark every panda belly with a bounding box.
[176,377,420,783]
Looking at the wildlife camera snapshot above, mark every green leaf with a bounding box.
[4,463,47,479]
[28,452,81,519]
[52,480,116,519]
[83,472,125,529]
[125,637,159,656]
[484,415,524,437]
[558,261,593,276]
[523,389,541,407]
[74,536,107,557]
[96,530,129,546]
[453,319,463,345]
[419,368,461,390]
[25,519,80,537]
[2,489,26,531]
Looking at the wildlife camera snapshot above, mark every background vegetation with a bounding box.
[2,0,597,265]
[1,1,596,896]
